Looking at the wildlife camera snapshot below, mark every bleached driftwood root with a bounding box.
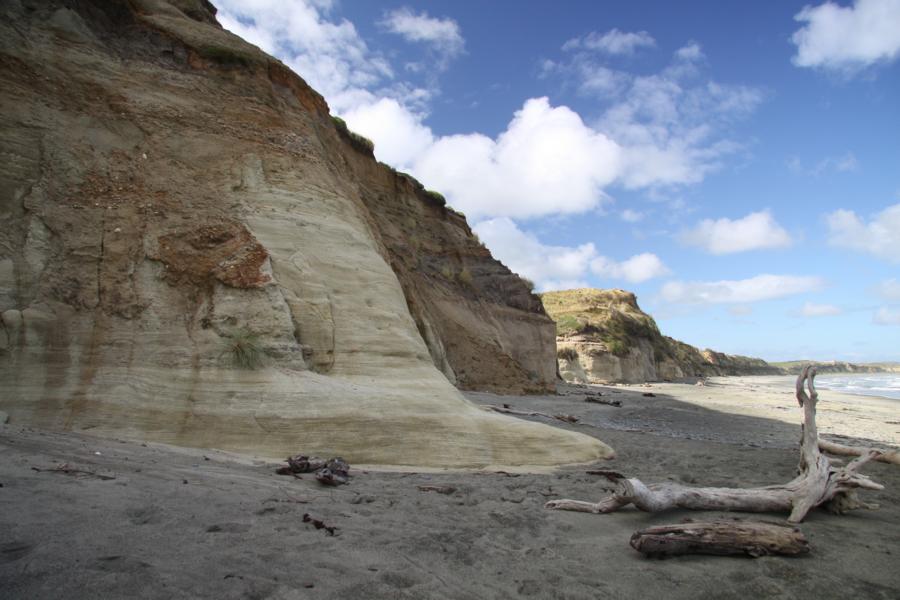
[819,439,900,466]
[546,367,887,523]
[629,520,810,558]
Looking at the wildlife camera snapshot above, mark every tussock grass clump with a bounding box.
[197,44,255,67]
[555,314,582,336]
[331,115,375,155]
[605,338,629,357]
[557,347,579,361]
[456,267,474,287]
[221,330,264,369]
[424,190,446,207]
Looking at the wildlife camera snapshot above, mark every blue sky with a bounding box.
[214,0,900,362]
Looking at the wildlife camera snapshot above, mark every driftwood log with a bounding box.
[629,520,810,558]
[819,438,900,466]
[485,405,581,424]
[546,367,888,523]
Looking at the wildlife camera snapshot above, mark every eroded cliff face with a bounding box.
[0,0,608,467]
[543,289,781,384]
[339,152,558,394]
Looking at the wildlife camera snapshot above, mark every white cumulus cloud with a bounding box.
[661,275,825,304]
[591,253,670,283]
[563,29,656,55]
[799,302,842,317]
[412,98,622,219]
[341,97,434,167]
[473,218,667,290]
[825,203,900,263]
[791,0,900,73]
[217,2,764,224]
[472,218,597,291]
[680,210,792,254]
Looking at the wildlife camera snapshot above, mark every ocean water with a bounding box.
[813,373,900,401]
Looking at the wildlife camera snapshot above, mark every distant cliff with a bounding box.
[542,288,782,384]
[773,361,900,375]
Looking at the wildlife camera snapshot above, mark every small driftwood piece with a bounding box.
[418,484,457,494]
[485,404,580,424]
[630,520,810,558]
[546,367,886,523]
[584,395,622,407]
[818,439,900,466]
[31,463,115,481]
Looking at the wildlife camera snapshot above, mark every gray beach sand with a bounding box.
[1,379,898,599]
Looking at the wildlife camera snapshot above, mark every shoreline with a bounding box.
[607,376,899,448]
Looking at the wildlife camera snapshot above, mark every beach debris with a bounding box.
[546,367,887,523]
[276,455,351,485]
[302,513,337,535]
[315,459,350,486]
[642,392,656,397]
[286,455,327,473]
[418,484,456,494]
[586,469,627,478]
[630,520,810,558]
[485,404,581,425]
[584,395,622,407]
[30,463,115,481]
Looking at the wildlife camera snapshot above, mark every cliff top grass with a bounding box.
[540,288,659,336]
[540,288,663,356]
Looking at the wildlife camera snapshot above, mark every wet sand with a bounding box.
[1,379,898,599]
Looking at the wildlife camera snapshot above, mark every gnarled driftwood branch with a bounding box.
[546,367,888,523]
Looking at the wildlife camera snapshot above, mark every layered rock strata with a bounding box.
[0,0,609,467]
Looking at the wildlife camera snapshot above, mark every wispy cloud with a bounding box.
[787,152,859,176]
[379,7,465,67]
[661,275,825,304]
[798,302,842,317]
[874,278,900,301]
[874,306,900,326]
[563,28,656,55]
[825,202,900,263]
[620,209,645,223]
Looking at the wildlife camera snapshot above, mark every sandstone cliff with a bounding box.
[542,288,782,384]
[0,0,609,467]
